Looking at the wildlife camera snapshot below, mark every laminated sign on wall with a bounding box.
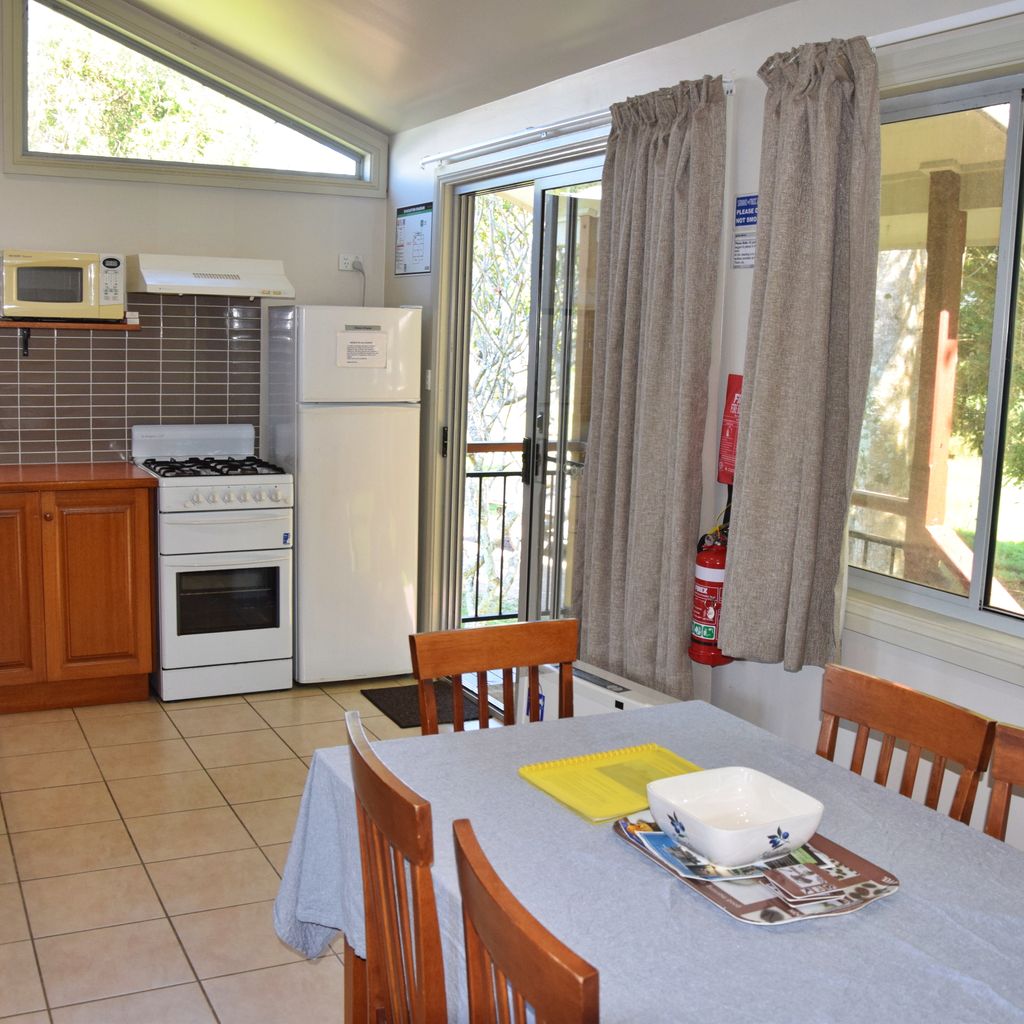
[732,194,757,270]
[337,327,388,368]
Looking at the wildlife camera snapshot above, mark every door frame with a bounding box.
[423,144,605,632]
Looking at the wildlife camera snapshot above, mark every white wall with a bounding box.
[386,0,1024,847]
[0,162,386,307]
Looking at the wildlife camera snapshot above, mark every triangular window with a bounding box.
[23,0,367,182]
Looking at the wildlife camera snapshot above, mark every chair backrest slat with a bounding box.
[453,818,599,1024]
[816,664,995,823]
[984,722,1024,841]
[409,620,578,736]
[346,710,447,1023]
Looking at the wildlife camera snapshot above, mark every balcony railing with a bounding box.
[462,442,522,624]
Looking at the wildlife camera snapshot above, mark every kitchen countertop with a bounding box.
[0,462,157,491]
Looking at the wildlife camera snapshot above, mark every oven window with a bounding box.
[177,566,280,635]
[17,266,83,302]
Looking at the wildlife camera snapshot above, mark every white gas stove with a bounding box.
[131,424,294,701]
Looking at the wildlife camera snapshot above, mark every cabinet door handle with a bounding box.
[42,512,53,521]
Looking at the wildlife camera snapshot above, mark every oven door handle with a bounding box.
[160,513,291,526]
[167,555,293,569]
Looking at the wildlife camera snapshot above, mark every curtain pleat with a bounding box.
[574,77,727,697]
[718,37,880,671]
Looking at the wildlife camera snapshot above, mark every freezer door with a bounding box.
[297,306,421,404]
[295,404,419,682]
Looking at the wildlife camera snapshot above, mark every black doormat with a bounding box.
[360,679,480,730]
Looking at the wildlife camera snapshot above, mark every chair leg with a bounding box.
[344,936,369,1024]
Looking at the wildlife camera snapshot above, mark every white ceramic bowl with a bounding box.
[647,766,823,866]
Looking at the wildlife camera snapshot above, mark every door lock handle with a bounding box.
[42,512,53,522]
[521,437,532,484]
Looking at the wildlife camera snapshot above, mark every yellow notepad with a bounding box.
[519,743,700,822]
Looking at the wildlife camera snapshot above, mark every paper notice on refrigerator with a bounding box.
[337,329,388,368]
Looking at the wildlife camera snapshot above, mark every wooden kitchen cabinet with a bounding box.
[0,465,156,712]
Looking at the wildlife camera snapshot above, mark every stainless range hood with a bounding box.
[127,253,295,298]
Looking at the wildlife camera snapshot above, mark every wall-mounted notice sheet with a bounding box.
[732,193,758,269]
[395,203,432,275]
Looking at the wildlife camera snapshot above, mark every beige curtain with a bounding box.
[718,37,879,671]
[574,77,727,697]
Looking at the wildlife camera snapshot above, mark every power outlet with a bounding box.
[338,253,363,272]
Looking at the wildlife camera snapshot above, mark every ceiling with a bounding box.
[124,0,793,134]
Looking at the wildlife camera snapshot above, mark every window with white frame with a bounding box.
[849,76,1024,632]
[2,0,386,196]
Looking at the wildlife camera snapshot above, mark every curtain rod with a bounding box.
[419,78,734,169]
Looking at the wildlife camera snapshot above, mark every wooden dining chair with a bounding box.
[983,722,1024,841]
[344,710,447,1024]
[452,819,599,1024]
[408,619,578,735]
[816,664,995,823]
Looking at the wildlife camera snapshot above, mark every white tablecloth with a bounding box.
[274,700,1024,1023]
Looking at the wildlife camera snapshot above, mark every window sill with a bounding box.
[844,589,1024,689]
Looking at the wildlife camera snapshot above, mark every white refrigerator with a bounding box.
[265,305,420,684]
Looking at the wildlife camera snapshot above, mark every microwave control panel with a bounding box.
[99,254,125,304]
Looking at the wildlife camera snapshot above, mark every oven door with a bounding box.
[159,549,292,669]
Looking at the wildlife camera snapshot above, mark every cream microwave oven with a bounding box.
[1,250,125,321]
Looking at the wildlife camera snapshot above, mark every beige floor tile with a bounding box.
[186,729,294,769]
[0,708,75,730]
[0,800,6,833]
[0,881,29,943]
[233,796,301,846]
[167,704,267,738]
[0,1012,50,1023]
[208,760,308,804]
[0,720,87,758]
[202,957,345,1024]
[0,941,46,1017]
[107,770,224,818]
[0,835,14,883]
[74,698,161,719]
[147,847,282,915]
[22,864,163,937]
[362,716,422,742]
[174,900,306,979]
[2,782,118,833]
[92,739,201,781]
[125,806,254,862]
[0,749,100,793]
[261,843,290,874]
[245,686,324,702]
[50,982,215,1024]
[36,918,194,1007]
[11,820,139,881]
[273,719,349,757]
[252,695,345,728]
[78,711,180,748]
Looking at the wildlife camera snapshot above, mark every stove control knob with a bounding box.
[191,491,202,505]
[206,493,219,504]
[222,490,234,504]
[238,490,250,504]
[253,489,265,502]
[270,488,282,503]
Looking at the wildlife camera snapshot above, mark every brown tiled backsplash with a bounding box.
[0,293,261,463]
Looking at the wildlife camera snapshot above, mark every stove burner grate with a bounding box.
[143,456,287,478]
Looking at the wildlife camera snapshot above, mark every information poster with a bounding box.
[395,203,432,275]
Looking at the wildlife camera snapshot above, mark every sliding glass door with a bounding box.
[442,162,602,636]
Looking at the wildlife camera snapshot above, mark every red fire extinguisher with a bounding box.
[688,524,733,666]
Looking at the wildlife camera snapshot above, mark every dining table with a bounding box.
[274,699,1024,1022]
